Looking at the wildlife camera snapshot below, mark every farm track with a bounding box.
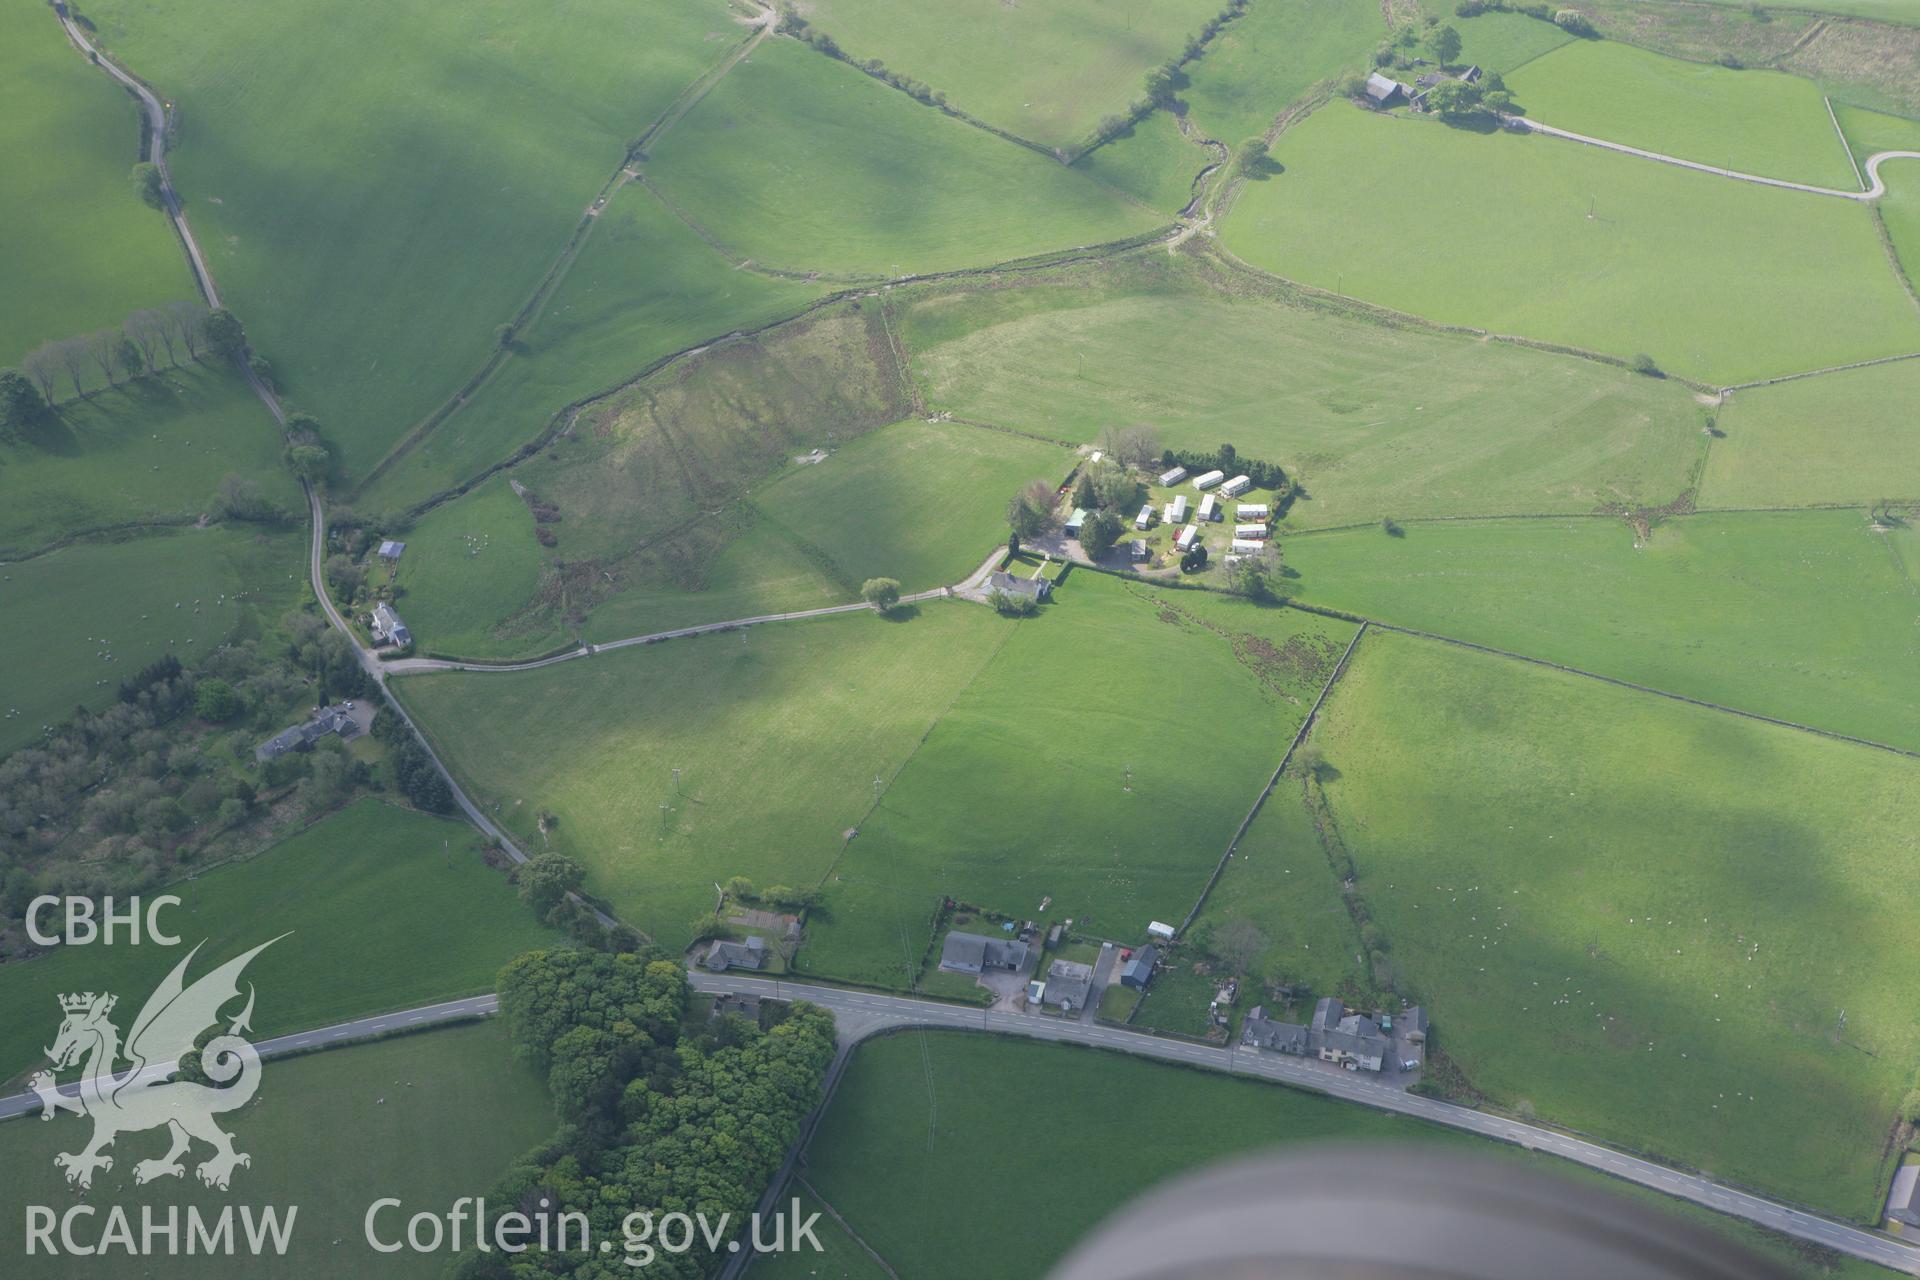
[1509,114,1920,201]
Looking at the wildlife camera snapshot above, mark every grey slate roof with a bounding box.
[255,708,353,762]
[703,935,768,972]
[939,931,1030,974]
[1120,944,1159,989]
[1242,1006,1311,1054]
[988,571,1050,601]
[1311,996,1346,1032]
[1890,1166,1920,1227]
[1042,959,1095,1010]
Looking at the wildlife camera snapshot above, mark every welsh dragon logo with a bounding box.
[37,937,282,1191]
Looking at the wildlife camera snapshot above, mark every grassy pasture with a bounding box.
[0,526,304,755]
[1187,766,1369,1001]
[1690,0,1920,23]
[1836,106,1920,297]
[1283,511,1920,752]
[393,603,1015,948]
[0,365,297,553]
[796,0,1225,150]
[360,185,829,511]
[1508,39,1859,189]
[1309,629,1920,1218]
[1221,104,1920,384]
[748,1189,890,1280]
[391,304,924,657]
[800,1031,1884,1280]
[395,418,1064,657]
[1705,358,1920,506]
[1070,112,1209,214]
[802,578,1358,985]
[0,799,561,1086]
[1453,9,1574,73]
[82,0,748,481]
[389,477,552,658]
[0,0,193,372]
[901,256,1705,526]
[641,39,1163,279]
[748,419,1071,596]
[1179,0,1383,144]
[0,1020,552,1279]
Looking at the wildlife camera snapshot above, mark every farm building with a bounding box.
[1197,494,1219,523]
[1233,524,1269,540]
[1065,507,1088,538]
[1230,539,1264,554]
[1242,1007,1311,1054]
[1128,540,1149,562]
[1410,65,1482,112]
[1135,503,1155,530]
[1364,71,1409,106]
[940,931,1030,974]
[1889,1166,1920,1228]
[1236,503,1269,520]
[1175,524,1201,552]
[1164,494,1189,523]
[1311,997,1388,1072]
[1040,959,1096,1012]
[988,571,1051,603]
[1119,944,1159,990]
[255,704,361,763]
[1402,1005,1430,1044]
[1158,466,1188,486]
[1146,921,1176,942]
[377,540,406,561]
[371,602,412,647]
[702,935,768,972]
[1219,475,1252,497]
[1192,470,1225,490]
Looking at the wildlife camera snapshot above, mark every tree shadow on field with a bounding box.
[878,604,922,624]
[18,413,81,456]
[1243,155,1285,181]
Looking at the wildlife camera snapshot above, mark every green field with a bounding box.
[902,256,1705,526]
[391,302,1011,657]
[800,1031,1885,1279]
[642,39,1163,279]
[1837,106,1920,298]
[389,477,555,658]
[1222,103,1920,384]
[82,0,749,481]
[1691,0,1920,23]
[0,0,193,372]
[1706,358,1920,506]
[804,578,1359,985]
[359,184,830,511]
[748,419,1070,595]
[798,0,1225,151]
[394,603,1015,947]
[0,365,298,553]
[1508,39,1859,189]
[1070,112,1210,214]
[0,526,305,754]
[1308,629,1920,1218]
[0,1020,552,1279]
[396,417,1061,658]
[749,1189,890,1280]
[0,798,561,1085]
[1180,0,1383,144]
[1453,9,1575,74]
[1186,765,1369,1001]
[1284,511,1920,751]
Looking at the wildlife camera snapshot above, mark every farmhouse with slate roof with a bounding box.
[703,935,768,972]
[940,931,1030,974]
[988,571,1051,603]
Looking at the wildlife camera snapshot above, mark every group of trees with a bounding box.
[455,950,836,1278]
[1007,478,1061,539]
[1455,0,1597,37]
[282,410,331,483]
[1082,0,1248,154]
[860,577,902,613]
[18,302,219,405]
[367,708,452,814]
